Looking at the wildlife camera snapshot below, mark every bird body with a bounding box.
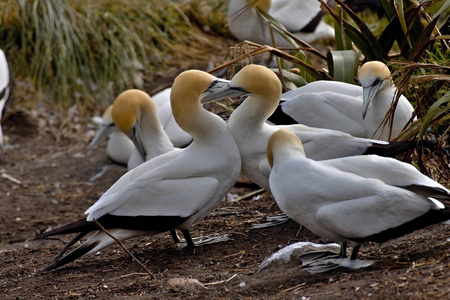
[0,49,11,162]
[35,70,241,271]
[206,64,412,191]
[267,129,450,258]
[227,0,334,46]
[274,61,414,141]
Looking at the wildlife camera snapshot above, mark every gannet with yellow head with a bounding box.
[111,89,174,170]
[267,128,450,271]
[34,70,241,272]
[203,64,417,191]
[271,61,414,141]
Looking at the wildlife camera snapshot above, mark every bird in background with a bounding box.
[200,64,422,192]
[0,49,12,163]
[89,104,134,165]
[88,89,192,167]
[269,61,414,141]
[267,128,450,272]
[227,0,335,46]
[34,70,242,272]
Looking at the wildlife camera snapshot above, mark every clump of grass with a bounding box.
[0,0,229,111]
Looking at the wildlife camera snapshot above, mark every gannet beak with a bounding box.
[131,120,146,160]
[88,123,118,149]
[362,78,382,119]
[201,78,251,104]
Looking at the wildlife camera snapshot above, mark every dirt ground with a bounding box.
[1,74,450,299]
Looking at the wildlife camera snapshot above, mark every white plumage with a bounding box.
[227,0,334,45]
[273,61,414,141]
[204,64,417,191]
[0,49,11,162]
[267,129,450,264]
[35,70,241,272]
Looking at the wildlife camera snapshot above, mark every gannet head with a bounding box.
[358,61,392,119]
[112,89,156,160]
[267,129,305,168]
[199,64,282,115]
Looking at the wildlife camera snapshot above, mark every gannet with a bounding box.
[204,64,419,191]
[34,70,241,272]
[0,49,11,163]
[267,129,450,264]
[88,105,134,165]
[269,61,414,141]
[110,89,175,170]
[227,0,334,46]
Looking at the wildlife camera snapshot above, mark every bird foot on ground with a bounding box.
[177,234,232,248]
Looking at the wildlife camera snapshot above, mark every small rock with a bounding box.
[168,277,204,293]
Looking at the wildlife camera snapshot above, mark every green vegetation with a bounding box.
[0,0,228,110]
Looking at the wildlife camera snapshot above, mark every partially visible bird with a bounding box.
[88,89,192,167]
[34,70,242,272]
[110,89,175,170]
[227,0,334,46]
[269,61,414,141]
[88,105,134,165]
[267,129,450,269]
[0,49,12,163]
[204,64,420,191]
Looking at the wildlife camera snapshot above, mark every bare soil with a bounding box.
[1,79,449,300]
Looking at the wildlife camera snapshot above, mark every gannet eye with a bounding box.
[372,77,382,87]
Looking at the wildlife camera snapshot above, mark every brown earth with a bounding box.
[1,75,450,299]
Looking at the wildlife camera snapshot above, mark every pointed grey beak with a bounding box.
[131,120,146,161]
[201,78,252,104]
[362,78,382,119]
[88,123,118,149]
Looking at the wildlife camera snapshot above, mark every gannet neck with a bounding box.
[267,129,305,168]
[229,64,282,124]
[171,70,226,142]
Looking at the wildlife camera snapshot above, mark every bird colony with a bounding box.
[1,0,446,277]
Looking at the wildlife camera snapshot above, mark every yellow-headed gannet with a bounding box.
[267,129,450,269]
[204,64,419,191]
[34,70,241,272]
[270,61,414,141]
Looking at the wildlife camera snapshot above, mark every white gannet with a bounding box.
[88,105,134,165]
[151,87,193,148]
[0,49,11,162]
[270,61,414,141]
[267,129,450,266]
[34,70,242,272]
[111,89,175,170]
[205,64,418,191]
[227,0,334,46]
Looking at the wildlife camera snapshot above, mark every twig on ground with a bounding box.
[93,218,156,280]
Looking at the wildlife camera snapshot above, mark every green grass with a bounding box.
[0,0,228,111]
